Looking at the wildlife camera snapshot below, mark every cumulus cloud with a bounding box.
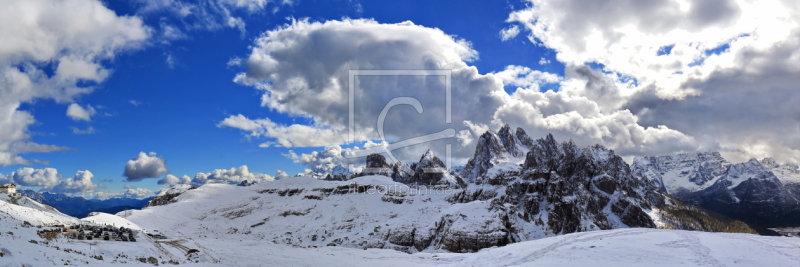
[49,170,102,194]
[506,0,800,163]
[120,185,155,199]
[123,152,169,181]
[66,103,97,121]
[10,168,60,188]
[229,18,699,172]
[274,170,289,179]
[2,168,103,195]
[0,0,149,166]
[218,114,363,148]
[157,174,192,185]
[190,165,273,186]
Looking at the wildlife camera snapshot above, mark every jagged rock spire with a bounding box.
[413,149,449,185]
[462,131,509,180]
[497,124,525,158]
[362,153,393,177]
[515,127,534,149]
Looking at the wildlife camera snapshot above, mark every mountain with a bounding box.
[18,190,110,217]
[17,190,152,218]
[121,127,757,254]
[632,152,729,196]
[2,191,798,266]
[633,153,800,227]
[1,128,794,265]
[90,196,153,207]
[146,184,196,207]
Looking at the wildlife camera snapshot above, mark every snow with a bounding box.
[723,159,768,189]
[632,152,730,194]
[156,184,194,196]
[84,213,144,231]
[4,182,800,266]
[768,163,800,185]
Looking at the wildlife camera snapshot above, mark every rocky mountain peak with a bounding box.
[366,153,390,168]
[760,157,780,168]
[631,151,730,196]
[497,124,526,158]
[461,131,509,180]
[515,127,534,148]
[361,153,393,177]
[420,149,437,161]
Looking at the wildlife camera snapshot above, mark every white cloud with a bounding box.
[539,57,550,65]
[123,152,169,181]
[218,114,366,148]
[90,185,155,200]
[506,0,800,163]
[71,126,97,135]
[129,100,142,106]
[165,52,177,69]
[3,168,103,195]
[0,0,149,166]
[157,174,192,185]
[190,165,273,186]
[274,170,289,179]
[134,0,292,36]
[50,170,102,194]
[230,18,703,171]
[10,167,61,188]
[66,103,97,121]
[500,25,520,41]
[492,65,561,90]
[120,185,155,199]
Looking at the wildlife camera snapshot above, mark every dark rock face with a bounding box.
[515,127,534,149]
[147,186,196,207]
[361,153,394,177]
[238,180,257,186]
[497,124,525,158]
[453,134,659,241]
[461,132,509,180]
[295,128,758,253]
[413,150,446,185]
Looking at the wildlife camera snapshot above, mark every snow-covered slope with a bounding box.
[0,195,193,266]
[761,157,800,185]
[632,152,730,196]
[2,191,798,267]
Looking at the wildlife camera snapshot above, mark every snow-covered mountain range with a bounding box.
[16,190,152,218]
[110,126,758,254]
[3,126,800,265]
[633,153,800,227]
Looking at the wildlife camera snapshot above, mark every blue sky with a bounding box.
[0,0,562,196]
[2,0,800,198]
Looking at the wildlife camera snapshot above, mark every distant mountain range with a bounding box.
[633,153,800,227]
[17,189,153,218]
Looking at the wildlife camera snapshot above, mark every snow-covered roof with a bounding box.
[0,183,17,188]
